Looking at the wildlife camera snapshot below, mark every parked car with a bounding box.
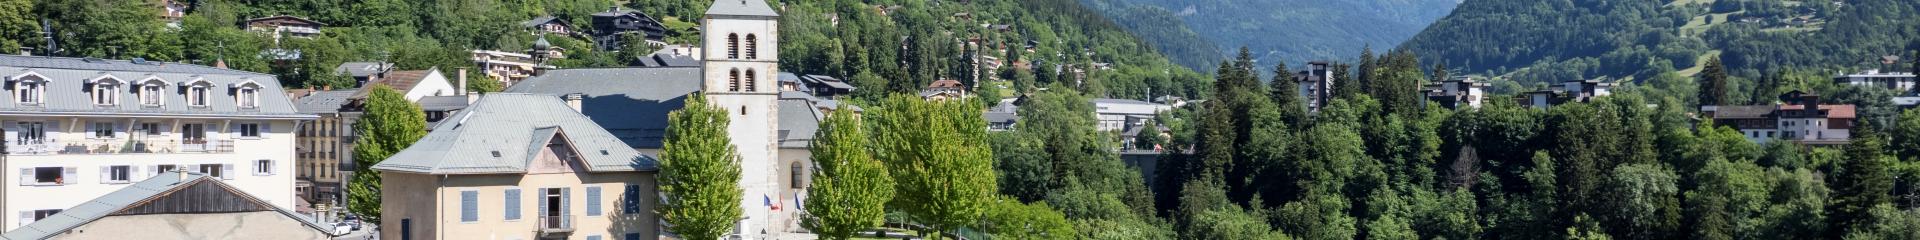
[344,215,363,230]
[333,222,352,235]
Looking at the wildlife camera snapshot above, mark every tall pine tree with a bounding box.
[1699,56,1730,106]
[1830,122,1893,237]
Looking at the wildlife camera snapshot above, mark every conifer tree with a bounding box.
[1269,62,1306,127]
[347,85,426,224]
[658,94,744,240]
[1700,56,1730,106]
[802,105,894,240]
[1830,122,1893,237]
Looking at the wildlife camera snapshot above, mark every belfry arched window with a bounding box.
[728,69,741,92]
[745,34,758,60]
[727,33,740,59]
[744,69,757,92]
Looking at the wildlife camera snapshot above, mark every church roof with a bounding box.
[505,67,704,149]
[706,0,780,17]
[372,93,657,174]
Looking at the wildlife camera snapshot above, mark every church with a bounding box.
[503,0,823,238]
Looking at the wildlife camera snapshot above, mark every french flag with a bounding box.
[764,194,781,211]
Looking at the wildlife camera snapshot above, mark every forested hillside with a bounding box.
[1402,0,1920,86]
[1084,0,1458,71]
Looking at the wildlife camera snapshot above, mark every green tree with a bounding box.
[1831,125,1894,237]
[348,85,427,224]
[801,105,895,240]
[658,94,745,240]
[1268,62,1307,127]
[1893,109,1920,161]
[1604,163,1682,240]
[1700,56,1729,106]
[871,95,997,239]
[1134,120,1163,150]
[1191,205,1290,240]
[982,197,1076,240]
[0,0,37,55]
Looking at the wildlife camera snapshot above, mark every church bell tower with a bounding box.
[701,0,782,237]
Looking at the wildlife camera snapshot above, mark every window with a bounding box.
[586,186,602,216]
[92,79,120,105]
[180,123,206,142]
[15,77,44,104]
[136,122,162,136]
[587,235,602,240]
[14,122,46,144]
[22,209,62,225]
[745,34,758,59]
[238,123,262,138]
[728,69,741,92]
[460,190,478,222]
[790,162,805,189]
[91,122,116,138]
[505,189,522,220]
[623,185,640,214]
[140,82,165,106]
[727,33,740,59]
[625,233,641,240]
[187,85,209,107]
[155,164,177,174]
[237,87,259,108]
[253,159,273,176]
[200,164,226,179]
[744,69,757,92]
[104,166,131,183]
[30,167,65,185]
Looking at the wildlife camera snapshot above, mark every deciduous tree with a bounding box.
[802,105,895,240]
[658,94,744,240]
[348,85,427,224]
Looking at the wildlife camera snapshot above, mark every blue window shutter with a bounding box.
[561,188,571,217]
[623,185,640,214]
[586,186,602,216]
[586,235,601,240]
[625,233,641,240]
[505,189,521,220]
[537,188,548,218]
[460,191,478,222]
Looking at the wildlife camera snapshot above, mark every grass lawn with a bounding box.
[1677,50,1722,77]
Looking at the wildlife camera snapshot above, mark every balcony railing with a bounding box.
[538,215,574,234]
[5,138,233,155]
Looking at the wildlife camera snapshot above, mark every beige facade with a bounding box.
[54,211,331,240]
[3,117,303,230]
[381,152,659,240]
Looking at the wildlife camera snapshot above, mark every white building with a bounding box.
[1834,69,1916,93]
[1425,77,1489,109]
[1702,91,1856,146]
[0,55,313,229]
[1092,98,1171,132]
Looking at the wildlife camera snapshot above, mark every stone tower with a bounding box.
[701,0,782,237]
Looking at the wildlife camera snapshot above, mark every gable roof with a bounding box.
[353,69,438,98]
[504,67,703,149]
[0,172,334,240]
[0,55,311,119]
[521,16,569,28]
[706,0,780,17]
[243,15,323,26]
[333,62,389,78]
[294,89,358,114]
[778,97,823,149]
[372,93,657,174]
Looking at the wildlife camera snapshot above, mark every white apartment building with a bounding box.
[0,55,313,230]
[1834,69,1916,93]
[1092,98,1172,132]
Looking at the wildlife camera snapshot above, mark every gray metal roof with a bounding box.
[706,0,780,17]
[0,172,334,240]
[0,55,312,119]
[333,62,389,78]
[504,67,703,149]
[372,93,657,174]
[417,95,471,111]
[521,16,566,28]
[778,99,822,149]
[1090,98,1157,105]
[295,89,358,114]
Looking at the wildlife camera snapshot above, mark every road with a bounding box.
[335,227,377,240]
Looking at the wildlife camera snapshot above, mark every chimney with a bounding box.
[456,67,468,95]
[213,58,228,69]
[468,91,480,104]
[17,47,29,56]
[609,6,619,12]
[564,93,584,112]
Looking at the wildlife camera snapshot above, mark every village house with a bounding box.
[374,93,658,240]
[0,55,313,229]
[590,7,669,51]
[243,15,323,43]
[1518,79,1616,109]
[920,79,969,100]
[521,16,576,36]
[1833,69,1916,94]
[1424,76,1490,109]
[0,171,338,240]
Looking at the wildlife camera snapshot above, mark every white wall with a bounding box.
[402,70,458,101]
[2,117,298,230]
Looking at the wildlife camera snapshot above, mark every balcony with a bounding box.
[538,215,574,234]
[5,138,233,155]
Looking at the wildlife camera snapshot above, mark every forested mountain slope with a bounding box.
[1401,0,1920,84]
[1084,0,1459,70]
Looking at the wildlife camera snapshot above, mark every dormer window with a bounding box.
[138,78,168,106]
[13,74,45,105]
[234,82,262,109]
[91,77,122,106]
[188,85,209,107]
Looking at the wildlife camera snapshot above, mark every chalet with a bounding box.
[921,79,968,100]
[521,16,575,36]
[243,15,323,40]
[333,61,393,87]
[589,7,668,51]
